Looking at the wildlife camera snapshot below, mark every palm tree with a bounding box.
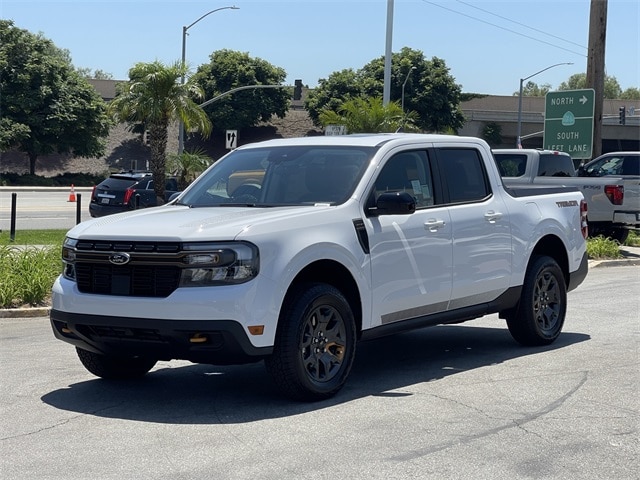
[167,148,213,191]
[108,61,212,202]
[318,96,418,134]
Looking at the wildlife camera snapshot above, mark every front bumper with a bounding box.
[50,309,272,365]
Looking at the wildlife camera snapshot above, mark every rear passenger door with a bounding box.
[434,147,512,309]
[366,149,453,327]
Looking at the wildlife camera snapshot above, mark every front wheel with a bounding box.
[506,255,567,346]
[265,283,356,401]
[76,347,157,379]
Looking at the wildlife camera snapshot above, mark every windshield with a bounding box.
[177,145,374,207]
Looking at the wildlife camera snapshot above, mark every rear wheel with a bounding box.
[506,255,567,346]
[265,283,356,401]
[76,347,157,379]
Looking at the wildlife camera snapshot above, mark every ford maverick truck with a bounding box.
[51,134,589,401]
[493,149,639,243]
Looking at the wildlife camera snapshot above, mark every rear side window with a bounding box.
[494,153,527,177]
[621,155,640,175]
[437,148,491,203]
[537,154,575,177]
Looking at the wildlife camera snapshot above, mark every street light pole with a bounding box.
[516,62,573,148]
[178,5,239,155]
[401,66,416,114]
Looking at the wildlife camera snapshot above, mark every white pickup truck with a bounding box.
[51,134,588,401]
[493,149,640,243]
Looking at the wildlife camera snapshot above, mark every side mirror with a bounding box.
[370,191,416,216]
[168,192,182,203]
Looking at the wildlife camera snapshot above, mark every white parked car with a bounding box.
[51,134,588,401]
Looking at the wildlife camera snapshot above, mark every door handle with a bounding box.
[484,211,503,223]
[424,219,446,231]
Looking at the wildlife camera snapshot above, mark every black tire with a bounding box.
[506,255,567,346]
[604,229,629,244]
[76,347,157,379]
[265,283,356,401]
[590,226,629,244]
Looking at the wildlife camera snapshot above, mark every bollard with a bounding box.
[10,193,17,242]
[76,193,82,224]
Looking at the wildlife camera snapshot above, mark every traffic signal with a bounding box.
[619,106,626,125]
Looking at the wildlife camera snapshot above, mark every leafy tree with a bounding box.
[514,81,552,97]
[167,148,212,191]
[77,68,113,79]
[481,122,503,147]
[108,61,212,201]
[0,20,111,174]
[558,73,622,99]
[620,87,640,100]
[191,50,289,132]
[305,47,465,133]
[319,97,417,133]
[305,69,364,126]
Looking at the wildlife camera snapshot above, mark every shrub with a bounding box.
[624,230,640,247]
[586,235,622,260]
[0,172,108,187]
[0,245,61,308]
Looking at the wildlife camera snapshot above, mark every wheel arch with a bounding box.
[283,259,363,336]
[530,234,569,286]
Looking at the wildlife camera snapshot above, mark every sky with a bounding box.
[2,0,639,96]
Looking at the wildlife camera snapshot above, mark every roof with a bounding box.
[235,132,489,149]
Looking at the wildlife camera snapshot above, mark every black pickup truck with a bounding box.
[89,172,178,218]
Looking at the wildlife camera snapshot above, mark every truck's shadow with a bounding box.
[41,324,589,423]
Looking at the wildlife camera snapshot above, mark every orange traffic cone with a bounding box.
[68,184,76,202]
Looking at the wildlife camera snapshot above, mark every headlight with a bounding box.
[62,237,78,280]
[180,242,259,286]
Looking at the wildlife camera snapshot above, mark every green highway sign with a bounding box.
[543,89,595,159]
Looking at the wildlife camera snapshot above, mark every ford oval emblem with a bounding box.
[109,252,131,265]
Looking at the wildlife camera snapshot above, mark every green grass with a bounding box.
[0,229,67,246]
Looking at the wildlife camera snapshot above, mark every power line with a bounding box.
[455,0,587,51]
[421,0,587,58]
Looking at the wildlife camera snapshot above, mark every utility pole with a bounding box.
[586,0,607,159]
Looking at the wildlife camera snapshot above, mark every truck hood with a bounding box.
[67,204,329,241]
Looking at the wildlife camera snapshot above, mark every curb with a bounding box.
[589,258,640,268]
[0,307,50,319]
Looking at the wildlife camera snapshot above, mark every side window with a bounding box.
[598,156,623,176]
[494,153,527,177]
[374,151,434,208]
[437,148,490,203]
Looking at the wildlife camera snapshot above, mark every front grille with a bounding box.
[71,241,184,297]
[76,241,181,253]
[77,324,166,342]
[76,264,180,297]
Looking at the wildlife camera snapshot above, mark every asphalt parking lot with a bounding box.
[1,263,638,480]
